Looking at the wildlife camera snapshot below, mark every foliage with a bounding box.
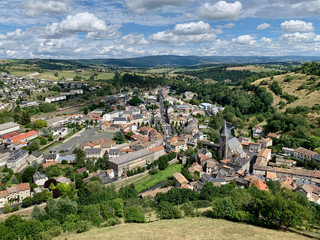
[128,95,143,106]
[156,201,182,219]
[39,103,57,113]
[124,206,146,223]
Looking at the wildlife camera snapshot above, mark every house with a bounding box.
[6,130,39,144]
[42,161,56,169]
[56,176,72,184]
[45,95,66,103]
[56,154,76,163]
[83,138,115,151]
[259,138,273,148]
[109,149,120,158]
[200,173,228,186]
[108,149,155,176]
[0,122,20,136]
[28,150,44,164]
[85,148,103,159]
[227,157,250,173]
[294,147,317,161]
[6,149,29,173]
[106,169,115,179]
[249,178,269,191]
[113,117,127,125]
[257,148,272,161]
[205,160,218,175]
[44,154,58,162]
[33,172,48,186]
[51,127,69,137]
[188,162,203,175]
[282,147,294,156]
[167,137,187,152]
[253,126,263,137]
[173,172,189,188]
[46,116,68,128]
[0,183,30,208]
[267,133,280,139]
[0,132,20,144]
[20,100,39,108]
[150,145,165,160]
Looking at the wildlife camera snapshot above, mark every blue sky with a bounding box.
[1,0,320,58]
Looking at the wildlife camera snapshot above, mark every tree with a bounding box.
[73,148,86,168]
[111,198,124,217]
[31,205,46,220]
[34,120,47,129]
[3,204,10,214]
[124,206,146,223]
[22,197,33,208]
[212,198,236,220]
[83,107,88,115]
[20,110,31,125]
[113,131,125,143]
[40,103,57,113]
[22,166,36,183]
[128,96,143,106]
[156,201,182,219]
[26,142,39,153]
[41,127,51,137]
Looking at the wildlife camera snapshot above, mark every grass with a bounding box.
[226,65,282,73]
[134,164,183,193]
[253,73,320,111]
[57,217,311,240]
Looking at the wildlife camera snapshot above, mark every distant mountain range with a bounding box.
[74,55,320,68]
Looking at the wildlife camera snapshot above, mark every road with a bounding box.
[49,126,113,153]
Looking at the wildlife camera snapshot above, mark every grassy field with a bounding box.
[226,65,281,73]
[57,217,311,240]
[253,73,320,110]
[134,164,183,193]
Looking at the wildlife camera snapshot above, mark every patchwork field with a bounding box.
[57,217,311,240]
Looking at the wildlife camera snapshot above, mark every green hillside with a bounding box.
[57,217,311,240]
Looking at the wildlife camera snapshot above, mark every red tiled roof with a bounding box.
[258,148,271,159]
[0,190,8,198]
[2,132,19,139]
[42,161,56,168]
[150,145,165,152]
[9,130,38,142]
[249,178,269,191]
[17,183,30,191]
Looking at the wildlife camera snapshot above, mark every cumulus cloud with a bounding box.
[232,35,256,45]
[217,23,235,29]
[257,23,270,30]
[0,29,25,40]
[280,32,320,42]
[22,0,72,17]
[149,21,218,45]
[261,37,272,44]
[115,33,149,45]
[173,21,211,35]
[281,20,314,32]
[43,12,120,39]
[196,1,242,20]
[126,0,186,14]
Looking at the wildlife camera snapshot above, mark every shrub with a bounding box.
[104,217,121,227]
[192,200,212,208]
[180,202,197,217]
[156,202,182,219]
[61,160,68,164]
[10,206,19,212]
[3,204,10,214]
[76,220,92,233]
[22,197,33,208]
[124,206,146,223]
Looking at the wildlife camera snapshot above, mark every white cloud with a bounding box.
[232,35,256,45]
[149,21,218,45]
[196,1,242,20]
[173,21,211,35]
[22,0,72,17]
[261,37,272,44]
[116,33,149,45]
[0,29,24,40]
[44,12,120,39]
[280,32,320,42]
[216,23,235,29]
[126,0,186,14]
[281,20,314,32]
[257,23,270,30]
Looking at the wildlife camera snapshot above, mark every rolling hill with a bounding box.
[56,217,311,240]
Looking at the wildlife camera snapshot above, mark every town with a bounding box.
[0,69,320,217]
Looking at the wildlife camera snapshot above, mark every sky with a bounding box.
[1,0,320,59]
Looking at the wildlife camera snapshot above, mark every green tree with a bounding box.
[128,96,143,106]
[22,166,36,183]
[111,198,124,217]
[156,201,182,219]
[73,148,86,168]
[40,103,57,113]
[34,120,47,129]
[124,206,146,223]
[20,110,31,125]
[31,205,46,220]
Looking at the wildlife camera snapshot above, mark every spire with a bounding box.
[221,120,228,137]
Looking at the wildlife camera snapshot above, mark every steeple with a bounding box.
[221,120,228,137]
[219,120,229,159]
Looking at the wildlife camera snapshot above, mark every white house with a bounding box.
[45,95,66,103]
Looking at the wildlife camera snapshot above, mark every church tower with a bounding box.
[219,121,229,159]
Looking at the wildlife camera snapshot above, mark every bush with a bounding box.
[10,206,19,212]
[103,217,121,227]
[156,202,182,219]
[3,204,10,214]
[124,206,146,223]
[76,220,92,233]
[180,202,197,217]
[22,197,33,208]
[149,168,158,175]
[192,200,212,208]
[61,160,68,164]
